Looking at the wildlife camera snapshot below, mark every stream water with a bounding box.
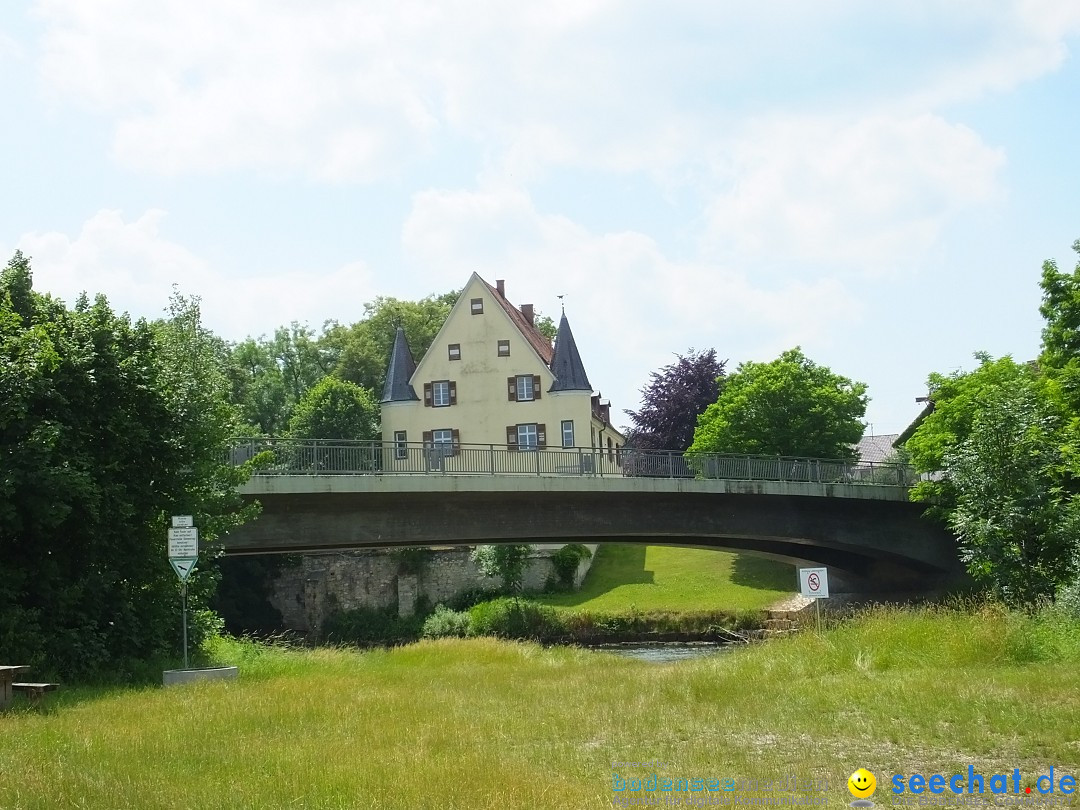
[585,641,735,663]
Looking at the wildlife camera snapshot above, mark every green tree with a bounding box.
[0,255,256,679]
[320,292,457,393]
[286,377,380,441]
[689,347,867,459]
[905,355,1036,509]
[224,336,290,434]
[944,377,1080,605]
[535,312,557,342]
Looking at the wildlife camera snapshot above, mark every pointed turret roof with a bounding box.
[548,313,592,392]
[381,327,420,403]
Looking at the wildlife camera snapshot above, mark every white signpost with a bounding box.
[799,567,830,633]
[168,518,199,668]
[168,527,199,562]
[170,558,197,581]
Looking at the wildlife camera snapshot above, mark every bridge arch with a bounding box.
[223,475,962,592]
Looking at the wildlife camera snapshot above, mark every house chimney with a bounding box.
[496,279,505,298]
[521,303,534,326]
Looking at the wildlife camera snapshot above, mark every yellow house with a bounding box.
[380,273,625,472]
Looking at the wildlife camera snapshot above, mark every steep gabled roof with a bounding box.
[483,280,554,365]
[381,326,420,403]
[549,312,592,392]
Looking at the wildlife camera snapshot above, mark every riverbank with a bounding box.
[4,604,1078,809]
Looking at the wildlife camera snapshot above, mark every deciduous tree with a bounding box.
[624,348,725,450]
[320,292,457,393]
[944,378,1080,605]
[689,348,866,459]
[0,255,256,679]
[287,376,380,441]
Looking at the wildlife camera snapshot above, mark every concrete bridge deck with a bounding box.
[225,473,960,592]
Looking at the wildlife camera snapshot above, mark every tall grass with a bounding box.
[1,605,1078,809]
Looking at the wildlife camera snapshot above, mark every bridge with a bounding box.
[222,440,962,592]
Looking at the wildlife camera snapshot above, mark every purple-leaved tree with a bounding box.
[624,348,726,451]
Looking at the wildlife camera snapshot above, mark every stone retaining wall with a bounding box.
[269,544,596,634]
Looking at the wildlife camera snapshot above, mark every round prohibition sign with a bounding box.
[807,572,821,592]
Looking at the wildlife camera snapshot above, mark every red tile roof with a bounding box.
[482,279,554,365]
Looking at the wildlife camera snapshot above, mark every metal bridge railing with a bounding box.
[227,438,915,486]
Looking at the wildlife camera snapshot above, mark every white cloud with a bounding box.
[16,209,376,340]
[701,112,1006,275]
[0,27,23,61]
[30,0,1077,182]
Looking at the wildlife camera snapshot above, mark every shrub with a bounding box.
[468,598,565,640]
[471,544,533,592]
[322,605,423,646]
[421,605,471,639]
[550,544,592,589]
[446,586,504,611]
[1058,577,1080,619]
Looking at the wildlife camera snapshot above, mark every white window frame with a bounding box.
[515,375,534,402]
[394,430,408,460]
[432,380,451,407]
[561,420,574,448]
[432,428,454,456]
[517,423,538,451]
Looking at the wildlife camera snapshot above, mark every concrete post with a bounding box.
[397,573,418,617]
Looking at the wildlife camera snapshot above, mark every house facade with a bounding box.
[380,273,625,470]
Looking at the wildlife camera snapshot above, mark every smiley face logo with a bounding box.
[848,769,876,799]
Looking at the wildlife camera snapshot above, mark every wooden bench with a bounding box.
[12,682,58,705]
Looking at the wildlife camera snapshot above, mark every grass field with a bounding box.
[3,605,1079,809]
[535,543,796,612]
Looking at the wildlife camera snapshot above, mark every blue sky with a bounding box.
[3,1,1080,436]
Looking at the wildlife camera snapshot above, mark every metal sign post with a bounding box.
[181,581,189,669]
[798,567,830,634]
[168,517,198,669]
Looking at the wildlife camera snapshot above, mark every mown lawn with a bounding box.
[535,543,796,612]
[2,606,1079,809]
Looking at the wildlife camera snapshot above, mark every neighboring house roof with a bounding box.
[856,433,901,464]
[482,279,554,365]
[548,312,592,392]
[381,326,420,403]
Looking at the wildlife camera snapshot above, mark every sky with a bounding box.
[2,1,1080,436]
